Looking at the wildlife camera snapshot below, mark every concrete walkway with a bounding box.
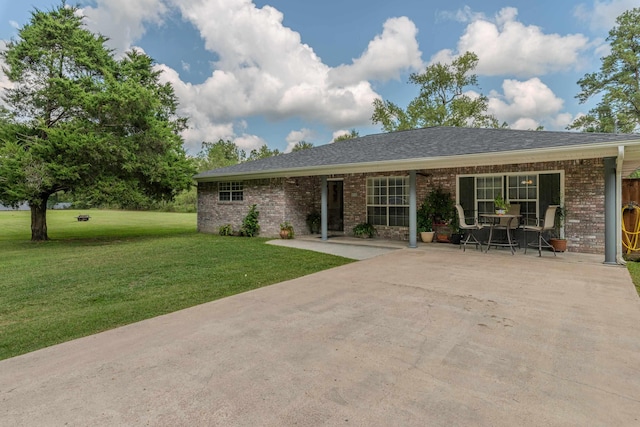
[1,245,639,426]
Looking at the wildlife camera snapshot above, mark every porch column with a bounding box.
[409,170,417,248]
[321,175,328,241]
[604,157,617,264]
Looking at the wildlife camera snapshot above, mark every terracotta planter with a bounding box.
[420,231,435,243]
[550,238,567,252]
[279,229,292,239]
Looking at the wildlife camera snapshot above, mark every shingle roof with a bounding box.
[195,126,640,180]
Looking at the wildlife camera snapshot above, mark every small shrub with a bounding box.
[352,222,376,238]
[218,224,233,236]
[239,204,260,237]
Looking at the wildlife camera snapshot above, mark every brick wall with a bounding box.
[198,158,606,253]
[197,179,288,237]
[197,176,322,237]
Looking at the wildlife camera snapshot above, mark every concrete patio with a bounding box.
[1,243,639,426]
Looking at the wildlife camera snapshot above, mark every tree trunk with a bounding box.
[30,198,49,241]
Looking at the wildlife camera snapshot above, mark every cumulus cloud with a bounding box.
[574,0,639,31]
[328,17,423,86]
[432,7,590,77]
[284,128,315,153]
[146,0,424,150]
[80,0,168,54]
[487,78,572,130]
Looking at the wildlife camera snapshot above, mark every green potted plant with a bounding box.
[306,211,321,234]
[417,195,435,242]
[352,222,377,238]
[550,205,567,252]
[279,221,294,239]
[423,187,455,242]
[494,195,510,215]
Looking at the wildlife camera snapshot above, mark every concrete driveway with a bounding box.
[1,246,639,426]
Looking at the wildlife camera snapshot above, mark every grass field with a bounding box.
[0,210,353,360]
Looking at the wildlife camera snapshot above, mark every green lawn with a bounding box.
[0,210,353,360]
[625,261,640,296]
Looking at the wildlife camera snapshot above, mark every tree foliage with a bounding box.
[195,139,245,172]
[247,144,280,161]
[332,129,359,142]
[568,8,640,133]
[291,140,314,152]
[371,51,499,132]
[0,3,194,240]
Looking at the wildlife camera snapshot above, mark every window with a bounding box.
[219,182,243,201]
[476,175,503,216]
[366,177,409,227]
[458,172,561,223]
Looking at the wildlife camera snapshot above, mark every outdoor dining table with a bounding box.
[480,213,522,255]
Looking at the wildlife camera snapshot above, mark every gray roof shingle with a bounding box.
[195,126,640,180]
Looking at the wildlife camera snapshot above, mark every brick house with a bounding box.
[195,127,640,263]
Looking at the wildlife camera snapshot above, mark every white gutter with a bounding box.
[617,145,625,265]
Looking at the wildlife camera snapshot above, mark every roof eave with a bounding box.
[195,141,640,182]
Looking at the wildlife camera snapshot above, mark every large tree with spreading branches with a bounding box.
[568,8,640,133]
[371,51,500,132]
[0,3,194,240]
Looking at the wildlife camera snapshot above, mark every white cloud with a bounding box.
[328,17,423,86]
[574,0,639,31]
[488,78,571,130]
[234,134,267,152]
[284,128,315,153]
[149,0,417,149]
[80,0,168,54]
[432,7,590,77]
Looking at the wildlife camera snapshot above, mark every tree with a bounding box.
[568,8,640,133]
[371,51,499,132]
[291,140,314,152]
[247,145,280,161]
[0,3,194,240]
[195,139,245,172]
[332,129,359,142]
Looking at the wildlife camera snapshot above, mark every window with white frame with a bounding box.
[219,182,243,201]
[366,177,409,227]
[458,172,560,224]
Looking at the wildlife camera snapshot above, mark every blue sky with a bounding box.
[1,0,639,154]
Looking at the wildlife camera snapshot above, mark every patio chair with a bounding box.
[455,204,483,251]
[523,205,559,256]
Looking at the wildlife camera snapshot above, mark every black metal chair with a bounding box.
[523,205,559,256]
[455,204,483,251]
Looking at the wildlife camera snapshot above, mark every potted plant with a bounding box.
[306,211,321,234]
[550,205,567,252]
[494,195,510,215]
[422,187,455,242]
[279,221,295,239]
[353,222,376,238]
